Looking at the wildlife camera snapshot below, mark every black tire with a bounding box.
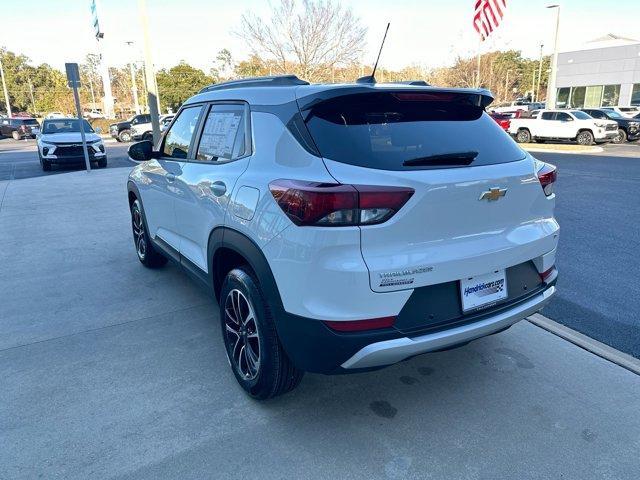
[115,136,122,143]
[12,131,20,140]
[516,129,531,143]
[97,158,107,168]
[142,132,153,142]
[220,267,304,399]
[130,199,167,268]
[576,130,594,146]
[118,129,132,143]
[613,128,627,144]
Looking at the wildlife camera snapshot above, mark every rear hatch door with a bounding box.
[299,87,558,292]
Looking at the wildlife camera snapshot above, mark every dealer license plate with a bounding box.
[460,270,508,312]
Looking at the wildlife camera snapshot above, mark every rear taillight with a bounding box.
[269,180,414,227]
[323,316,396,332]
[537,162,557,196]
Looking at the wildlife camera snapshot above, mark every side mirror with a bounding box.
[128,140,158,162]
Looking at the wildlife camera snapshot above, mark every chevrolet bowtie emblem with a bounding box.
[479,187,507,201]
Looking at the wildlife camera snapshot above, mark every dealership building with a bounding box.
[555,34,640,108]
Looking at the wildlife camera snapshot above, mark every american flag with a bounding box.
[473,0,507,41]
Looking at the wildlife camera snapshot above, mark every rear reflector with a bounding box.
[537,162,557,196]
[323,316,396,332]
[269,180,413,227]
[540,266,557,283]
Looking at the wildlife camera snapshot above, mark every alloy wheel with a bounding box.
[132,206,147,260]
[224,289,261,380]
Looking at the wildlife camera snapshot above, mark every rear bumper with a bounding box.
[341,285,555,369]
[276,279,556,374]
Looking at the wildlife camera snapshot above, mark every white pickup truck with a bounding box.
[508,109,618,145]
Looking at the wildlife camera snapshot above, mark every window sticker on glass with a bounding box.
[198,111,242,161]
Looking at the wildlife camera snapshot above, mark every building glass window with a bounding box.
[585,86,603,108]
[557,88,570,108]
[602,85,621,107]
[570,86,586,108]
[631,84,640,106]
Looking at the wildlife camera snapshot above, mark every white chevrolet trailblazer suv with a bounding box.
[126,76,559,399]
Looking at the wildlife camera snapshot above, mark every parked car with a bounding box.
[601,106,640,118]
[489,112,511,130]
[37,118,107,171]
[491,100,531,114]
[126,75,559,399]
[131,114,174,141]
[581,108,640,143]
[160,114,174,132]
[45,112,68,119]
[83,109,106,119]
[508,109,618,145]
[527,102,545,111]
[0,117,40,139]
[109,114,151,142]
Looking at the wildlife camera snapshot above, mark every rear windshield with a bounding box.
[303,92,525,170]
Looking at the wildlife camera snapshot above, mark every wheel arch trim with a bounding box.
[207,227,286,313]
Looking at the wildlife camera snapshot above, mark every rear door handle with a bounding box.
[166,173,176,182]
[211,181,227,197]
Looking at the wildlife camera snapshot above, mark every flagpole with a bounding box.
[476,38,482,88]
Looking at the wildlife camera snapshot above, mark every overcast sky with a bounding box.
[2,0,639,73]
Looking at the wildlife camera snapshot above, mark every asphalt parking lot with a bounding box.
[1,140,639,479]
[0,137,134,180]
[533,143,640,357]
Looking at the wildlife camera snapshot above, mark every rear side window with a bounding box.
[196,104,248,162]
[541,112,555,120]
[571,111,591,120]
[303,92,525,170]
[162,106,202,159]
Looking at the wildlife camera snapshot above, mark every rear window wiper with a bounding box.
[402,151,478,167]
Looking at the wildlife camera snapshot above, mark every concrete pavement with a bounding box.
[1,168,639,479]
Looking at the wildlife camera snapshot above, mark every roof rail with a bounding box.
[198,75,309,94]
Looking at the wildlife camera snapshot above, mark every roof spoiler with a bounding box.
[297,86,495,111]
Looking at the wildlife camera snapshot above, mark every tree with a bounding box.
[238,0,367,81]
[156,62,215,112]
[214,48,234,81]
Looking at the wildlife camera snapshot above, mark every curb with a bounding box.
[528,313,640,376]
[523,146,604,154]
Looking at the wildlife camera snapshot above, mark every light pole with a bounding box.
[125,41,141,115]
[0,55,12,117]
[504,69,511,102]
[545,5,561,109]
[536,43,544,103]
[138,0,161,144]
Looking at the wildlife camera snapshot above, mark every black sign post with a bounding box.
[65,63,91,173]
